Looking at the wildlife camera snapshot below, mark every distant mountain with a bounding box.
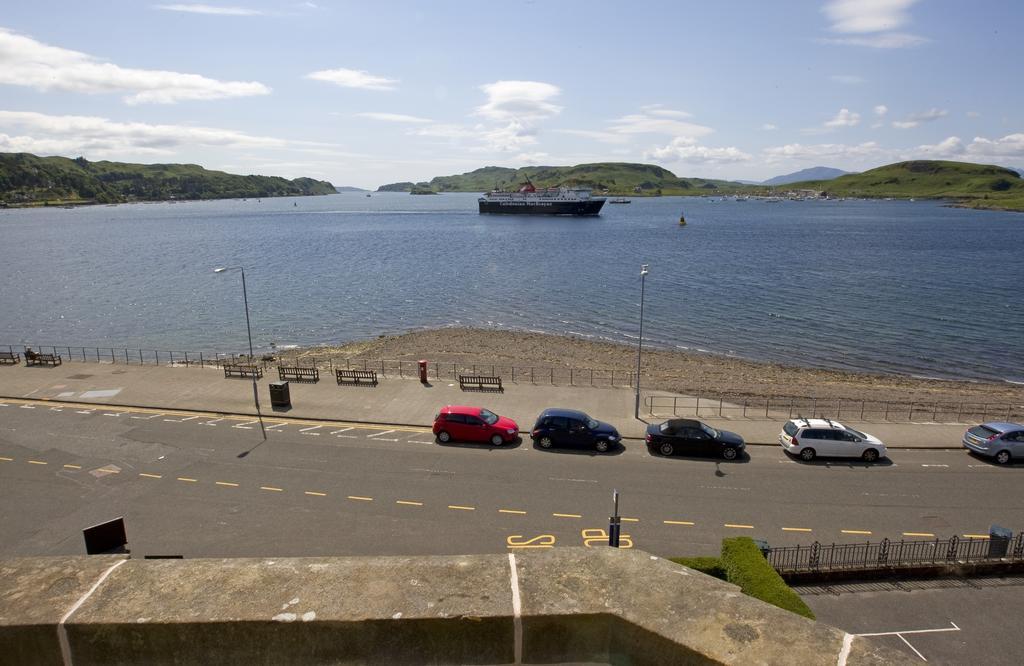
[0,153,336,205]
[762,167,850,186]
[378,163,747,195]
[1006,167,1024,178]
[335,186,368,192]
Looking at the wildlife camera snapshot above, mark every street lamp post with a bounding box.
[214,266,262,424]
[634,264,649,419]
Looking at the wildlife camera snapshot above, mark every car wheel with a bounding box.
[722,447,738,461]
[437,431,451,443]
[490,434,504,446]
[539,436,553,449]
[995,450,1011,465]
[800,447,816,461]
[861,448,879,463]
[659,442,674,456]
[595,440,610,453]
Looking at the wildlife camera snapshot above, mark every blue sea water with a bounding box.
[0,193,1021,383]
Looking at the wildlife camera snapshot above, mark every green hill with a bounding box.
[789,160,1024,211]
[378,162,747,195]
[0,153,337,206]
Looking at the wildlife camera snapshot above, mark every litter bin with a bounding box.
[269,381,290,408]
[989,525,1012,558]
[418,360,428,383]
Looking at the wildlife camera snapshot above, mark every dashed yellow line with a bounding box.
[963,534,990,539]
[725,523,754,529]
[553,512,582,519]
[782,527,813,533]
[664,520,695,526]
[347,495,373,502]
[396,500,423,506]
[448,505,475,511]
[64,464,82,469]
[177,477,197,483]
[902,532,935,538]
[0,456,13,462]
[216,481,239,487]
[499,509,527,515]
[621,517,640,523]
[139,473,162,479]
[27,460,48,465]
[260,486,283,492]
[304,491,327,497]
[841,530,872,535]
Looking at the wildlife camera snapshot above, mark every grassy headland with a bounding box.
[0,152,337,206]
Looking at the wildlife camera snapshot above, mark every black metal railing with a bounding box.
[768,533,1024,574]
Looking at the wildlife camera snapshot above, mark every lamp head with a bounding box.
[213,267,227,273]
[640,264,649,276]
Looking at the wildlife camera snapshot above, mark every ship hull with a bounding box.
[478,199,606,215]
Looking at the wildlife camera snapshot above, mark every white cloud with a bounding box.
[554,129,629,144]
[641,104,692,119]
[356,112,431,123]
[647,137,751,164]
[823,0,918,33]
[475,80,562,121]
[966,111,981,118]
[154,4,265,15]
[830,74,865,84]
[762,123,778,131]
[824,108,861,128]
[892,108,948,129]
[0,27,270,104]
[817,32,927,48]
[514,152,549,165]
[0,110,319,157]
[910,136,964,157]
[608,112,713,138]
[306,68,398,91]
[963,133,1024,159]
[874,105,888,116]
[764,141,886,163]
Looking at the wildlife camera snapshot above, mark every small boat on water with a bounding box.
[609,198,631,204]
[679,211,686,226]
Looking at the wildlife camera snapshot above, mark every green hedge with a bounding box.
[720,537,814,619]
[668,556,727,580]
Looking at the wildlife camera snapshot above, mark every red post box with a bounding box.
[418,359,428,383]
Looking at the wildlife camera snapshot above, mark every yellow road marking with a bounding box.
[97,468,120,474]
[0,456,13,461]
[963,534,990,539]
[304,491,327,497]
[396,500,423,506]
[347,495,373,501]
[448,505,475,511]
[64,464,82,469]
[139,473,162,479]
[782,527,813,532]
[28,460,48,465]
[260,486,283,492]
[621,517,640,523]
[841,530,872,535]
[725,523,754,529]
[216,481,239,487]
[553,513,582,519]
[902,532,935,537]
[663,520,695,526]
[499,509,527,515]
[177,477,197,483]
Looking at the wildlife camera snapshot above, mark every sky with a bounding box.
[1,0,1022,188]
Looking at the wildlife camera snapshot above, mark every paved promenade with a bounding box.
[0,361,971,447]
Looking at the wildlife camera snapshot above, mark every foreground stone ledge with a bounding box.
[0,549,912,665]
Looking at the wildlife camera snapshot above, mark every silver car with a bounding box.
[962,422,1024,465]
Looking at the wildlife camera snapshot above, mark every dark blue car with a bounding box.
[530,408,621,453]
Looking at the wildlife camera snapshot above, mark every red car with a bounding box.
[433,406,519,446]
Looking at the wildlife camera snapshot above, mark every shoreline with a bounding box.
[285,327,1024,406]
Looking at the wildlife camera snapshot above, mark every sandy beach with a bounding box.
[284,327,1023,406]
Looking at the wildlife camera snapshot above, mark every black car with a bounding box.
[531,408,621,453]
[646,419,745,460]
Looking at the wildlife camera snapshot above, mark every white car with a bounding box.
[778,418,886,462]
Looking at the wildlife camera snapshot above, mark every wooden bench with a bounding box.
[458,375,503,392]
[278,365,319,382]
[25,352,62,367]
[0,351,20,364]
[223,363,262,379]
[335,369,378,386]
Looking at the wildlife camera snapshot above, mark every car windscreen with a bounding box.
[847,428,867,439]
[587,418,600,429]
[783,422,799,437]
[700,423,719,438]
[479,408,498,425]
[969,425,999,438]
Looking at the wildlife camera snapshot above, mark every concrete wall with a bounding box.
[0,548,912,665]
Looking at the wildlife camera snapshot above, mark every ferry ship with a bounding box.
[478,178,606,216]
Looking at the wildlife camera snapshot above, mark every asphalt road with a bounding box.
[1,399,1022,559]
